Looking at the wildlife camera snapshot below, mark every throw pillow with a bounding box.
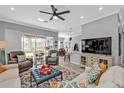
[51,53,57,57]
[17,55,26,62]
[86,63,100,84]
[0,65,7,73]
[95,63,107,85]
[99,63,107,73]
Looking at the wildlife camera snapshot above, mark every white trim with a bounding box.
[81,9,120,26]
[0,15,59,33]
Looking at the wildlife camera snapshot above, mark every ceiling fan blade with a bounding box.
[39,11,53,15]
[57,15,65,21]
[51,5,55,12]
[49,16,53,20]
[57,10,70,15]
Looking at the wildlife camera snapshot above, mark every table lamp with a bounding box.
[0,41,8,65]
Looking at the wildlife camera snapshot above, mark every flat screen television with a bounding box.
[81,37,112,55]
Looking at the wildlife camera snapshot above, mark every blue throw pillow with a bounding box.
[86,63,100,83]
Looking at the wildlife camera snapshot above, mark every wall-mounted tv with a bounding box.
[81,37,112,55]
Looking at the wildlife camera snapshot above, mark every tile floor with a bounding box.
[59,56,84,74]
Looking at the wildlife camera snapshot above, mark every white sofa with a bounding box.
[72,66,124,88]
[0,64,21,88]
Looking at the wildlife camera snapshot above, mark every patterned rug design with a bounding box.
[20,66,79,88]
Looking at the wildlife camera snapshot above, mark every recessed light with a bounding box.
[80,16,84,19]
[37,18,45,22]
[99,7,103,11]
[53,16,58,19]
[10,7,15,11]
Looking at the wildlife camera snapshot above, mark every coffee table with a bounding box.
[31,67,63,87]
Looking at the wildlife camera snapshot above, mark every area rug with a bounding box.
[20,65,80,88]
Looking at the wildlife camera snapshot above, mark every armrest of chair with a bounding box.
[26,58,33,62]
[26,58,33,67]
[46,56,51,59]
[8,60,18,64]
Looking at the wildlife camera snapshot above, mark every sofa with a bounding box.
[8,51,33,73]
[72,66,124,88]
[0,64,21,88]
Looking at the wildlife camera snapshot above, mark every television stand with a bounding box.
[81,53,112,68]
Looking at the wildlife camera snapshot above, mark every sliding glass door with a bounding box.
[22,35,45,57]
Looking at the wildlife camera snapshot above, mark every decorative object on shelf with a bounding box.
[40,65,52,75]
[54,41,58,48]
[0,41,8,65]
[73,43,79,51]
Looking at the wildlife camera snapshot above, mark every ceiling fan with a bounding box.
[39,5,70,21]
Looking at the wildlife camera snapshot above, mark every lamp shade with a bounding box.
[0,41,8,48]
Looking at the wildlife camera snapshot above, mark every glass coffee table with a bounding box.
[31,67,63,87]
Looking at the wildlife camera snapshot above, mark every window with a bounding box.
[22,34,45,57]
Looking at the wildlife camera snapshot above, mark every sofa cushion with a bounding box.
[98,66,124,87]
[113,66,124,87]
[98,66,115,85]
[0,78,21,88]
[48,58,57,62]
[72,72,90,86]
[0,68,19,82]
[96,81,119,88]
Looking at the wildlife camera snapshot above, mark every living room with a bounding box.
[0,4,124,89]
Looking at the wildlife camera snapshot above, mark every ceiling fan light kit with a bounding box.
[39,5,70,21]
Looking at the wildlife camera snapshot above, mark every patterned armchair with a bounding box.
[46,50,59,65]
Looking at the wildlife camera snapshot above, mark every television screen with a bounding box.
[81,37,112,55]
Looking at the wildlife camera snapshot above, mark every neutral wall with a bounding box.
[0,21,58,40]
[0,21,58,52]
[5,29,23,53]
[118,9,124,65]
[81,14,119,66]
[0,22,5,40]
[71,35,82,52]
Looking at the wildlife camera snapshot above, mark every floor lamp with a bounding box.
[0,41,8,65]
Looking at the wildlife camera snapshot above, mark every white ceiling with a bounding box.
[0,5,124,37]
